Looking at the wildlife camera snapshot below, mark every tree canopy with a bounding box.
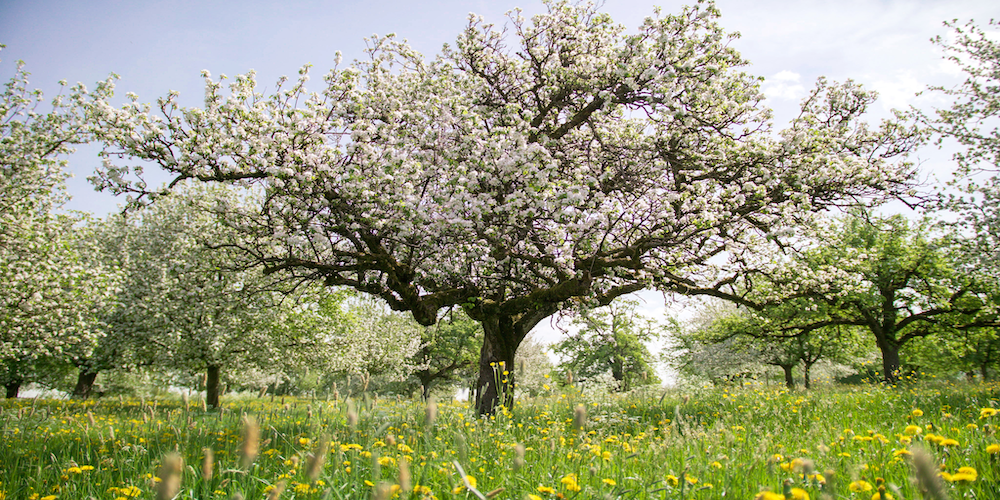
[86,1,920,413]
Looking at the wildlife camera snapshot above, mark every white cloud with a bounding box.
[871,71,925,111]
[762,70,806,100]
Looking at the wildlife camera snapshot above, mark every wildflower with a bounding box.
[849,480,873,492]
[529,496,543,500]
[754,492,784,500]
[665,475,679,487]
[790,488,810,500]
[452,475,477,494]
[940,438,959,447]
[981,408,998,419]
[987,444,1000,454]
[710,461,723,469]
[561,474,581,492]
[911,409,923,417]
[949,467,977,483]
[903,425,921,436]
[871,489,894,500]
[298,437,311,446]
[602,478,616,486]
[537,485,555,494]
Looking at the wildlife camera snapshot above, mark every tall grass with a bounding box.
[1,381,998,499]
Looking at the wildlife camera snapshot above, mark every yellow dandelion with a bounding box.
[602,478,616,486]
[986,443,1000,454]
[903,425,922,436]
[790,487,810,500]
[561,474,581,492]
[981,408,998,419]
[849,480,873,492]
[754,492,784,500]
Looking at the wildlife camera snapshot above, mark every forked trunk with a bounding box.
[207,365,221,408]
[72,370,99,399]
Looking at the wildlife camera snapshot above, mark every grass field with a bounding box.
[1,381,998,499]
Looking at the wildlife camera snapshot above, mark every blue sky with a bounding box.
[2,0,995,215]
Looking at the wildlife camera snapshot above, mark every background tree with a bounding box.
[513,334,555,398]
[691,305,867,388]
[0,47,116,397]
[924,20,1000,281]
[408,307,481,399]
[702,212,994,383]
[554,299,660,392]
[103,183,313,407]
[87,2,919,413]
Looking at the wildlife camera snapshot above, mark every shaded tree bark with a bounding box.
[72,369,99,399]
[206,364,221,408]
[5,379,21,399]
[473,315,520,415]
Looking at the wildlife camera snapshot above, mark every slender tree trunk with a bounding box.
[803,362,813,390]
[206,365,221,409]
[981,364,990,382]
[72,369,99,399]
[611,357,626,392]
[781,364,796,390]
[474,315,520,415]
[5,379,21,399]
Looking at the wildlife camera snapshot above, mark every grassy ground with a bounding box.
[1,380,998,499]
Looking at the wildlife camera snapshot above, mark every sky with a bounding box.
[2,0,997,350]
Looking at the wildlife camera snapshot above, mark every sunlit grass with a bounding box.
[1,381,998,499]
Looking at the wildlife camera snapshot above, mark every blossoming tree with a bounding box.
[87,2,919,413]
[0,46,117,397]
[926,20,1000,287]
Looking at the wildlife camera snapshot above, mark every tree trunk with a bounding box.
[206,365,221,409]
[610,356,626,392]
[878,342,901,384]
[981,364,990,382]
[5,379,21,399]
[781,364,796,390]
[474,315,520,415]
[72,370,99,399]
[803,362,813,390]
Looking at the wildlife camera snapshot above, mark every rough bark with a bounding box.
[780,364,795,389]
[878,340,901,384]
[5,380,21,399]
[72,370,99,399]
[474,315,520,415]
[206,364,221,408]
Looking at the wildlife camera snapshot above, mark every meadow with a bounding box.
[1,380,998,500]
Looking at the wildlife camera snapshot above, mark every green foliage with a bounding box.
[408,307,482,399]
[554,300,660,392]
